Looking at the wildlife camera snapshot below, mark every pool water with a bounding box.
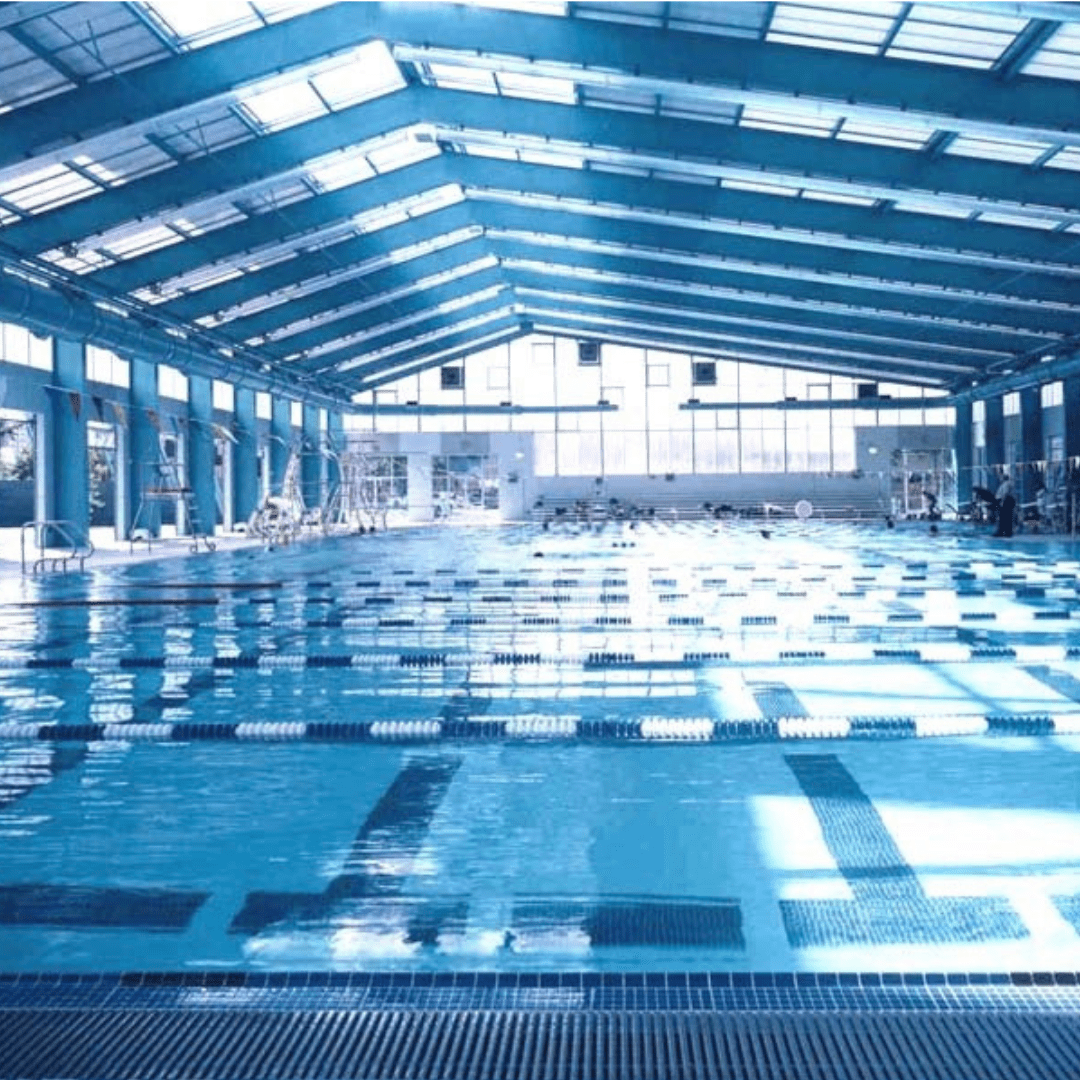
[4,519,1080,975]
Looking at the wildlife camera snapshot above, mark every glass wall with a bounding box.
[348,335,953,477]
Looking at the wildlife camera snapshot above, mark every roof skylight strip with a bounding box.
[487,227,1080,311]
[394,43,1080,148]
[522,305,976,373]
[301,284,508,359]
[337,305,519,374]
[466,186,1080,276]
[256,256,498,342]
[515,287,1001,362]
[501,256,1042,337]
[446,127,1080,227]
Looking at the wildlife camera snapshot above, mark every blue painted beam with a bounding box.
[1065,375,1080,462]
[260,266,507,360]
[512,294,982,377]
[158,201,479,324]
[0,266,347,409]
[526,315,947,387]
[452,158,1080,272]
[90,155,453,295]
[503,268,1042,357]
[351,403,616,415]
[3,88,422,256]
[489,237,1078,336]
[320,291,516,379]
[477,202,1080,305]
[9,85,1080,263]
[350,317,525,393]
[680,398,945,412]
[7,2,1080,185]
[219,239,495,347]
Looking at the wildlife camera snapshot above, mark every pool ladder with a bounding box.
[20,520,94,575]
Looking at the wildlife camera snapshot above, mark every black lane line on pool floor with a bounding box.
[229,756,463,936]
[780,754,1028,948]
[0,885,209,931]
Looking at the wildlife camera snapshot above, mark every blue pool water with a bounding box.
[4,519,1080,975]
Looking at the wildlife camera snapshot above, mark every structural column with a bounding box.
[1020,385,1042,507]
[984,394,1005,473]
[1065,375,1080,463]
[954,400,972,507]
[187,375,215,537]
[301,404,322,510]
[47,337,89,542]
[233,388,259,523]
[128,358,161,538]
[326,411,345,495]
[270,397,292,496]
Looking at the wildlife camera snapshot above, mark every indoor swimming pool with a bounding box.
[4,519,1080,978]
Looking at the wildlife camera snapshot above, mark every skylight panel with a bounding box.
[427,62,498,94]
[103,224,184,260]
[518,148,585,169]
[802,189,877,207]
[148,0,261,46]
[465,143,520,162]
[40,248,112,274]
[307,154,376,192]
[946,135,1051,165]
[240,80,327,131]
[462,0,567,15]
[891,198,977,220]
[767,1,899,53]
[836,119,927,150]
[741,106,834,138]
[1047,147,1080,172]
[256,0,336,22]
[0,162,100,213]
[366,132,440,173]
[1023,24,1080,81]
[886,4,1026,69]
[496,71,576,105]
[310,41,405,108]
[977,211,1060,231]
[722,178,800,197]
[353,205,411,233]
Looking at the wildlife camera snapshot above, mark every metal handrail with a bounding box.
[20,520,94,575]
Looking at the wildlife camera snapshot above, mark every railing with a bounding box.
[20,520,94,575]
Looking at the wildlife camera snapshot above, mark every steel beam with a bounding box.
[8,2,1080,189]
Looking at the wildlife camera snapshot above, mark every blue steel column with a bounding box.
[301,404,322,510]
[1020,385,1042,508]
[327,412,345,494]
[984,395,1005,474]
[48,337,89,543]
[128,358,160,538]
[233,388,259,522]
[270,397,292,495]
[954,400,972,508]
[1064,376,1080,462]
[187,375,215,537]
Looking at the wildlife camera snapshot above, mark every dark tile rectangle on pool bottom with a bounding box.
[780,896,1028,948]
[511,896,745,949]
[0,884,209,931]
